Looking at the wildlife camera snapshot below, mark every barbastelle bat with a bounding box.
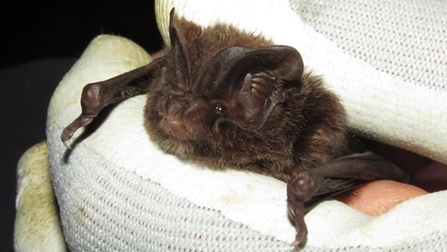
[61,9,408,247]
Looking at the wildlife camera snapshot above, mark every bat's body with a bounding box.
[62,10,408,247]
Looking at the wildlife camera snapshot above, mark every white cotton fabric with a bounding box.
[45,0,447,251]
[155,0,447,164]
[14,142,66,252]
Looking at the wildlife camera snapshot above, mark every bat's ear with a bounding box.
[197,46,304,130]
[167,8,190,87]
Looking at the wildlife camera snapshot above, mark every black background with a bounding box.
[1,2,162,251]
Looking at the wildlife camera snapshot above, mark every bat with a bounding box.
[61,9,409,247]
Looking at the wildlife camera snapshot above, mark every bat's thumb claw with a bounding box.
[62,140,72,149]
[61,130,73,149]
[291,240,300,247]
[291,240,302,251]
[291,225,307,249]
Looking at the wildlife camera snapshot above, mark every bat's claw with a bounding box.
[286,172,319,249]
[61,125,75,148]
[292,226,307,248]
[61,115,95,148]
[291,240,302,252]
[287,200,308,248]
[62,140,72,149]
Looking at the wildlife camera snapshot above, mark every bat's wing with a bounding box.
[61,9,186,147]
[61,59,163,147]
[287,151,409,247]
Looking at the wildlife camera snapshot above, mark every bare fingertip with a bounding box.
[334,180,427,216]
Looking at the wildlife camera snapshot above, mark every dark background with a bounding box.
[0,2,162,251]
[2,3,445,252]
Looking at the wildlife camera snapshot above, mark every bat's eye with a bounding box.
[215,103,227,117]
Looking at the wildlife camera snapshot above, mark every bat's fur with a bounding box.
[61,10,407,246]
[145,15,353,182]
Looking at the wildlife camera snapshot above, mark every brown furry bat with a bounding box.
[61,9,408,247]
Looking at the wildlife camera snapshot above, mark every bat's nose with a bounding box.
[166,96,185,116]
[166,91,195,116]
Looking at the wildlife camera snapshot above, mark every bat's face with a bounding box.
[144,13,304,158]
[146,73,231,142]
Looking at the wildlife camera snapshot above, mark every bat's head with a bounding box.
[145,10,304,159]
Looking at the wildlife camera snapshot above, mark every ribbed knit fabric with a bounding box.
[43,0,447,250]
